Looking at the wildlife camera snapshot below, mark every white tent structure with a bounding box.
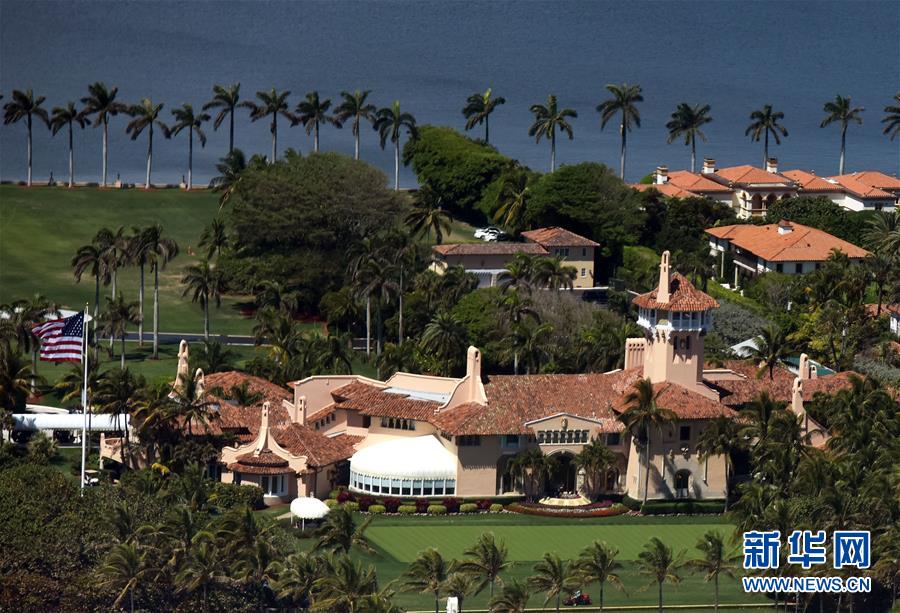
[349,435,458,497]
[12,413,130,432]
[290,496,330,529]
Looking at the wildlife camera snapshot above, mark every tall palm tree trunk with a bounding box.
[619,120,627,179]
[550,128,556,172]
[642,430,651,507]
[715,574,719,613]
[203,298,209,340]
[102,120,109,188]
[394,140,400,190]
[138,263,144,345]
[26,114,33,187]
[485,114,490,144]
[271,114,277,163]
[691,137,697,173]
[153,265,160,359]
[353,117,360,160]
[187,127,193,190]
[839,124,846,174]
[365,296,371,357]
[764,130,769,166]
[314,121,319,152]
[657,582,663,613]
[121,335,126,369]
[600,583,605,612]
[228,109,234,153]
[68,122,75,187]
[145,126,153,189]
[398,266,404,344]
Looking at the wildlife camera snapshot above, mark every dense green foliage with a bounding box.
[765,195,874,246]
[224,151,406,313]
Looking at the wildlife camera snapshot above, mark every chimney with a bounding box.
[255,401,271,454]
[289,384,308,425]
[655,165,669,185]
[465,346,483,402]
[766,157,779,174]
[702,158,716,174]
[791,377,810,433]
[777,219,793,235]
[798,353,816,380]
[657,251,671,304]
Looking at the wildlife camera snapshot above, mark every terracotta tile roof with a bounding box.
[708,361,858,407]
[631,183,700,199]
[711,165,795,186]
[613,382,738,420]
[521,226,599,248]
[632,272,719,311]
[204,372,292,406]
[667,170,733,193]
[226,461,293,475]
[705,222,869,262]
[886,304,900,316]
[235,449,289,468]
[332,381,441,421]
[432,243,548,256]
[781,170,843,193]
[839,171,900,192]
[828,175,894,199]
[273,426,362,467]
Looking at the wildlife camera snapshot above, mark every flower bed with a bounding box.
[506,502,628,518]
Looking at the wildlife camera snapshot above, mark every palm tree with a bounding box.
[403,547,449,613]
[181,259,223,340]
[0,349,37,423]
[463,88,506,143]
[50,102,90,187]
[492,169,530,233]
[142,225,179,358]
[573,439,617,500]
[406,185,452,244]
[242,88,292,163]
[820,95,864,175]
[126,227,151,346]
[170,372,217,437]
[637,537,684,613]
[685,531,738,613]
[509,448,553,500]
[314,507,375,555]
[198,217,229,261]
[696,416,741,510]
[203,82,241,153]
[2,89,50,186]
[168,104,209,190]
[865,210,900,255]
[271,551,321,609]
[174,540,225,612]
[459,533,509,599]
[1,294,58,391]
[81,82,127,187]
[882,92,900,141]
[529,552,576,612]
[210,148,247,210]
[666,103,713,173]
[503,321,552,375]
[373,100,418,190]
[335,89,377,160]
[489,578,530,613]
[72,241,109,336]
[97,542,155,613]
[745,104,788,165]
[747,323,790,380]
[125,98,167,189]
[442,571,474,613]
[95,226,128,305]
[619,378,676,508]
[421,311,468,376]
[314,554,378,613]
[575,541,624,612]
[596,83,643,179]
[528,95,577,172]
[294,91,341,153]
[498,253,537,294]
[532,256,577,290]
[100,293,141,368]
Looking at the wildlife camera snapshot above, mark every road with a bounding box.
[122,332,258,346]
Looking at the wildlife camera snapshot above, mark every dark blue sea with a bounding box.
[1,0,898,186]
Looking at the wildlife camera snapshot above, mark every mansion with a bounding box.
[103,253,856,505]
[633,159,900,217]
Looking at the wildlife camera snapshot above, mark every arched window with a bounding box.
[675,469,691,499]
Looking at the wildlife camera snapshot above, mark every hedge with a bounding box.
[324,499,338,508]
[459,503,478,514]
[507,502,628,518]
[489,503,504,513]
[344,501,359,512]
[397,505,417,514]
[211,482,265,511]
[623,495,726,515]
[368,504,386,514]
[427,504,447,515]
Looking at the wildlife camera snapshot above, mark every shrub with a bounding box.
[26,432,57,465]
[415,499,430,513]
[639,500,725,515]
[356,496,375,512]
[336,489,354,504]
[344,501,359,512]
[427,504,447,515]
[324,499,338,509]
[459,503,478,514]
[368,504,386,514]
[383,497,403,513]
[211,482,265,511]
[398,505,417,514]
[622,495,642,511]
[475,499,492,510]
[442,497,461,513]
[506,502,628,518]
[711,299,770,346]
[489,503,504,513]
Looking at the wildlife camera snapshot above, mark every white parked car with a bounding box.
[474,226,504,242]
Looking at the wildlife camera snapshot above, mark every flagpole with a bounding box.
[80,303,88,494]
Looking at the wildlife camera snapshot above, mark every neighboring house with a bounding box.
[430,226,599,289]
[706,220,869,287]
[634,161,899,216]
[103,252,857,505]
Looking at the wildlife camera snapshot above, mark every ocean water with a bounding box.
[1,0,898,187]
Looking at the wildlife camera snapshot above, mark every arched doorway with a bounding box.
[675,469,691,499]
[548,452,577,496]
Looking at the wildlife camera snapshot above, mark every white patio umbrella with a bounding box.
[289,496,330,530]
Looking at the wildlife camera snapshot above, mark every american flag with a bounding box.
[31,312,85,362]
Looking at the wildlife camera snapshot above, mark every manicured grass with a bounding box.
[357,513,763,610]
[0,185,255,335]
[443,218,480,244]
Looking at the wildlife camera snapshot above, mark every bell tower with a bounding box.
[632,252,719,396]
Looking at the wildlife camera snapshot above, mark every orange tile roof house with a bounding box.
[431,226,599,289]
[97,251,859,506]
[706,220,869,285]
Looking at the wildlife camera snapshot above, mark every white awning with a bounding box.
[12,413,130,432]
[290,496,330,520]
[350,435,457,480]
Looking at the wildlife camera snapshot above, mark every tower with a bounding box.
[632,251,719,394]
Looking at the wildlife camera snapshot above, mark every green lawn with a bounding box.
[0,185,255,335]
[283,513,767,611]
